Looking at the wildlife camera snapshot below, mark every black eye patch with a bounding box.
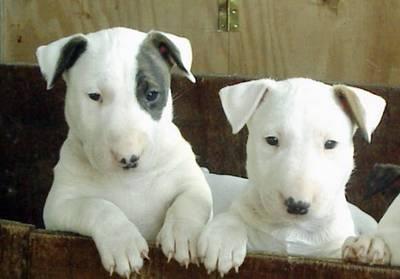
[135,69,168,120]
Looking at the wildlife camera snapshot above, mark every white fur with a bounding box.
[342,194,400,266]
[199,78,386,275]
[37,27,212,277]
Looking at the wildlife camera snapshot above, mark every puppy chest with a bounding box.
[105,182,176,238]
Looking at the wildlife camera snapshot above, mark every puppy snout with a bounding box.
[284,197,310,215]
[119,154,140,169]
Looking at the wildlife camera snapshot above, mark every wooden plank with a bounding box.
[23,227,400,279]
[1,0,229,74]
[0,220,34,279]
[229,0,400,86]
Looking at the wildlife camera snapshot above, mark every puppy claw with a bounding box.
[134,267,141,275]
[220,271,225,278]
[167,252,173,263]
[124,271,130,279]
[207,269,213,275]
[109,266,115,277]
[185,261,189,269]
[141,250,150,260]
[234,265,239,273]
[342,247,350,258]
[356,247,365,257]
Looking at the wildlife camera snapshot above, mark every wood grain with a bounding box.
[2,0,400,85]
[0,0,229,74]
[229,0,400,86]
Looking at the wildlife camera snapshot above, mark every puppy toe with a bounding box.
[189,238,199,264]
[217,251,234,276]
[203,245,220,273]
[99,251,115,275]
[197,233,208,259]
[114,255,131,277]
[174,238,190,267]
[127,248,144,273]
[232,245,246,268]
[368,237,391,265]
[158,231,175,260]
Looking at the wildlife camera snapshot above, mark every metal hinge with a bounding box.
[218,0,239,32]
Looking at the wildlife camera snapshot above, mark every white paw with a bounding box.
[342,235,391,265]
[156,218,203,267]
[198,215,247,277]
[93,221,149,277]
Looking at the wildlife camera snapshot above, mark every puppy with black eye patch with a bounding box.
[36,27,211,277]
[199,78,386,276]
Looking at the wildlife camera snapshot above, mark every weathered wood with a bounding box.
[0,220,34,278]
[2,220,400,278]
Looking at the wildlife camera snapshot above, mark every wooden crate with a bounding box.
[0,64,399,278]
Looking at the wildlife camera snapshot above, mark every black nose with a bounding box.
[120,155,139,169]
[284,197,310,215]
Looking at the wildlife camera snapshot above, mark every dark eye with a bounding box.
[145,90,159,102]
[88,92,101,102]
[324,140,338,150]
[265,136,279,146]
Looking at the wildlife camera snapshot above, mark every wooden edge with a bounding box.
[0,219,35,278]
[0,0,4,62]
[2,219,400,278]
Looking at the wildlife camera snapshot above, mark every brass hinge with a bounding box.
[218,0,239,32]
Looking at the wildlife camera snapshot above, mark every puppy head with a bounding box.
[220,78,386,221]
[36,27,195,172]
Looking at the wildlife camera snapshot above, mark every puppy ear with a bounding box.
[333,85,386,143]
[145,31,196,83]
[36,34,88,90]
[219,79,276,134]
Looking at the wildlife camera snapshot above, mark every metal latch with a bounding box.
[218,0,239,32]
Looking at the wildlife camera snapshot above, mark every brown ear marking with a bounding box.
[147,32,189,75]
[335,88,355,122]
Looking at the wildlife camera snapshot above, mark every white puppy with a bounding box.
[342,164,400,265]
[199,78,386,275]
[37,27,212,277]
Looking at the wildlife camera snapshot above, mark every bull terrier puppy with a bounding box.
[37,27,212,277]
[199,78,386,275]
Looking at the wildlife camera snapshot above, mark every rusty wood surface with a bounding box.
[1,219,400,279]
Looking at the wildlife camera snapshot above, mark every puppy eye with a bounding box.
[145,90,159,102]
[265,136,279,146]
[88,92,101,102]
[324,140,338,150]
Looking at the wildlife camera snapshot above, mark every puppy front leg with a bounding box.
[198,211,248,276]
[44,197,148,277]
[157,186,212,267]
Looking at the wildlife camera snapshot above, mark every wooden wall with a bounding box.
[1,0,400,86]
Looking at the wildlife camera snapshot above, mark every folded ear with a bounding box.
[145,31,195,83]
[36,34,87,90]
[219,79,276,134]
[333,84,386,143]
